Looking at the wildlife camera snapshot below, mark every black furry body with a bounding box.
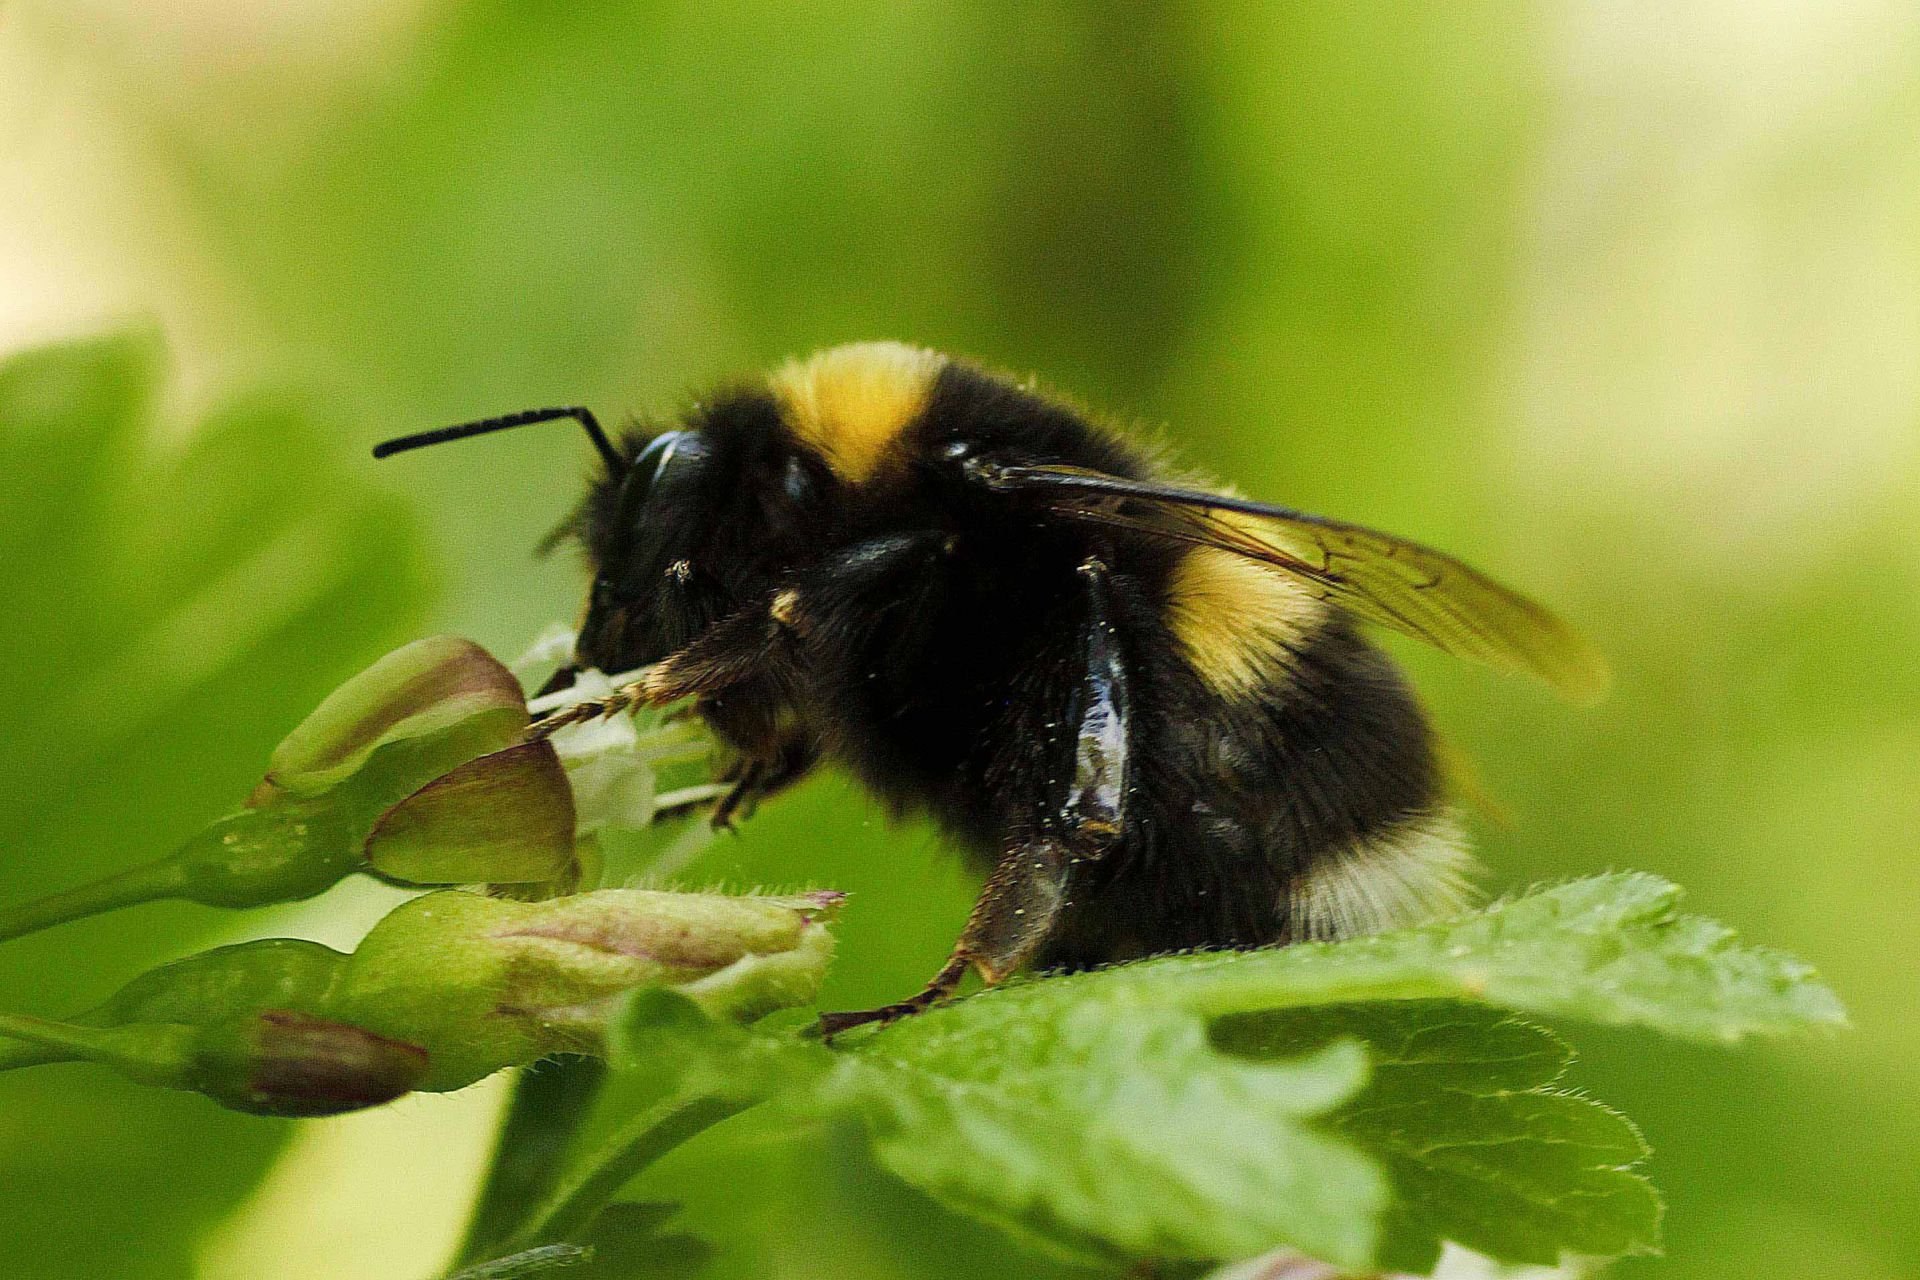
[572,357,1444,972]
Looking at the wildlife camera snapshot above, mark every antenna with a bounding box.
[372,406,625,476]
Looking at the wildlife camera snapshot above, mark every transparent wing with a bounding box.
[984,463,1610,703]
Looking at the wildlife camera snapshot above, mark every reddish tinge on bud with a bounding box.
[190,1010,429,1117]
[362,739,576,885]
[330,887,843,1090]
[250,635,529,805]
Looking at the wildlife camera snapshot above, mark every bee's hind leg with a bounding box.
[818,555,1132,1038]
[817,835,1075,1038]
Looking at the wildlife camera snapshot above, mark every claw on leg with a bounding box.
[525,659,698,741]
[526,675,656,741]
[817,954,971,1039]
[710,761,766,832]
[817,835,1075,1039]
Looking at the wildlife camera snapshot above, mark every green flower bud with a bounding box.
[84,938,348,1027]
[0,939,347,1072]
[362,740,575,885]
[212,634,576,895]
[253,635,528,802]
[330,887,842,1091]
[0,942,423,1115]
[2,886,840,1107]
[0,638,577,942]
[676,891,846,1023]
[0,1004,425,1118]
[186,1010,428,1117]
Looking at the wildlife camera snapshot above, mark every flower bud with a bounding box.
[85,938,348,1027]
[329,887,841,1090]
[253,636,528,802]
[187,1010,428,1117]
[0,1004,426,1118]
[676,891,846,1023]
[362,740,575,885]
[0,939,348,1073]
[0,636,589,947]
[148,637,575,912]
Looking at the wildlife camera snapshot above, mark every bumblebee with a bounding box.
[375,342,1606,1031]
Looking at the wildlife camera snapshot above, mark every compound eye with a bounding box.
[633,430,690,491]
[622,430,709,513]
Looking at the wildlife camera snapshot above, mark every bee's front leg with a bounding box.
[527,595,798,740]
[819,556,1132,1038]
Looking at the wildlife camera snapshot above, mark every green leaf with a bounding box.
[443,1243,594,1279]
[610,990,830,1105]
[0,331,430,1277]
[505,1025,767,1256]
[827,1001,1381,1270]
[817,874,1838,1271]
[512,873,1833,1275]
[459,1059,613,1265]
[569,1203,714,1280]
[478,994,830,1266]
[934,874,1845,1044]
[586,993,1374,1270]
[1214,1001,1660,1272]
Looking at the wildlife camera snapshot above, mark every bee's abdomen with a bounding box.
[1037,608,1469,968]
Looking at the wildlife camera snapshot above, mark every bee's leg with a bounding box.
[711,735,819,830]
[527,598,795,740]
[820,556,1131,1037]
[817,834,1075,1037]
[710,759,767,831]
[1058,555,1131,857]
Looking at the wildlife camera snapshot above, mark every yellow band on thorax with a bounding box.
[769,341,946,484]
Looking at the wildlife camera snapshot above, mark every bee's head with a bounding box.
[570,392,829,673]
[373,392,831,677]
[571,426,720,670]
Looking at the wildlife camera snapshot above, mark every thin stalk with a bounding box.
[635,719,711,767]
[0,858,190,943]
[0,1011,188,1085]
[441,1243,592,1279]
[506,1092,752,1249]
[456,1057,609,1264]
[0,1011,110,1060]
[525,664,653,718]
[649,783,728,815]
[0,1037,72,1070]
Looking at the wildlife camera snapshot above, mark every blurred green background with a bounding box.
[2,3,1916,1278]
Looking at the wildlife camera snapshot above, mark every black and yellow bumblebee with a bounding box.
[375,342,1606,1031]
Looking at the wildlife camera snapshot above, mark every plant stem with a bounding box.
[441,1243,592,1280]
[0,1011,188,1084]
[506,1092,752,1249]
[0,1038,71,1070]
[0,1012,105,1061]
[457,1057,609,1264]
[0,858,190,943]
